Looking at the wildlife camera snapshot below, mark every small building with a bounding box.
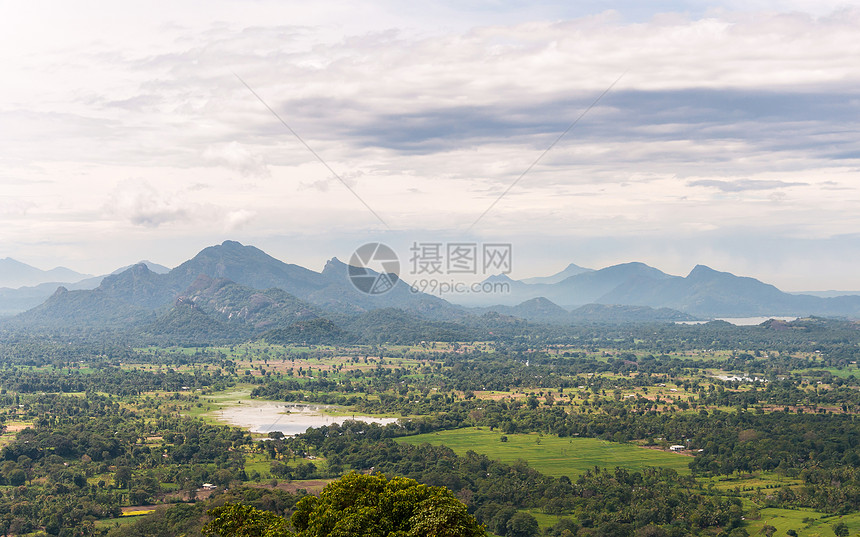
[201,483,216,490]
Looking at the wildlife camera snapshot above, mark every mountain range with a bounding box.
[470,262,860,318]
[3,240,860,344]
[0,260,170,316]
[0,257,92,288]
[3,241,464,342]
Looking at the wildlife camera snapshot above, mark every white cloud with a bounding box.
[224,208,256,230]
[2,2,860,289]
[106,180,188,227]
[202,141,270,178]
[0,197,35,217]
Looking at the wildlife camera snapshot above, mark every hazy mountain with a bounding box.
[520,263,592,285]
[311,258,463,319]
[6,241,463,332]
[167,240,322,297]
[98,263,181,309]
[0,258,92,288]
[9,241,860,331]
[451,274,532,307]
[547,262,675,306]
[791,290,860,298]
[11,286,153,328]
[462,261,860,318]
[568,304,696,322]
[467,262,675,307]
[111,260,170,275]
[0,283,80,317]
[597,264,860,317]
[477,297,695,323]
[161,241,460,318]
[0,261,168,317]
[476,297,571,323]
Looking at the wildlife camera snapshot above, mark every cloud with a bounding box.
[224,208,256,230]
[687,179,808,192]
[0,197,35,217]
[202,142,270,178]
[4,3,860,289]
[106,180,188,227]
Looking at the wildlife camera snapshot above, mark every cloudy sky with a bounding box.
[2,0,859,291]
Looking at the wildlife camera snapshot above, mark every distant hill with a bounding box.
[310,258,462,320]
[597,264,860,317]
[460,261,860,318]
[791,290,860,298]
[111,260,170,275]
[0,260,169,317]
[469,262,674,307]
[7,241,860,335]
[477,297,696,323]
[12,286,153,328]
[98,263,181,309]
[475,297,570,323]
[568,303,696,322]
[0,257,91,288]
[0,282,88,317]
[5,241,463,336]
[520,263,592,284]
[167,240,323,297]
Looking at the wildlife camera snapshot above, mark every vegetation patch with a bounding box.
[397,428,692,477]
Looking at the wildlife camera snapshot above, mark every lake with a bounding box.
[677,316,798,326]
[215,401,399,436]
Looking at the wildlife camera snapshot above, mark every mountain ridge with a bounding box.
[0,257,92,289]
[5,241,860,333]
[469,262,860,318]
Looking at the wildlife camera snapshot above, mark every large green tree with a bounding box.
[204,503,291,537]
[506,512,539,537]
[203,473,485,537]
[292,472,485,537]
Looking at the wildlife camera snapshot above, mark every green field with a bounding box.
[745,507,860,537]
[397,428,691,477]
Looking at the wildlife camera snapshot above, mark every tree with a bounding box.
[291,472,485,537]
[129,489,149,505]
[114,466,132,489]
[760,525,777,537]
[832,521,849,537]
[506,512,539,537]
[6,469,25,487]
[490,506,517,535]
[204,503,290,537]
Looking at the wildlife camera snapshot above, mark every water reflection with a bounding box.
[216,401,398,436]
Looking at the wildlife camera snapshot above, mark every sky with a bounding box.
[1,0,859,291]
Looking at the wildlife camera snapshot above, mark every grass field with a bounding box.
[745,507,860,537]
[397,428,691,477]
